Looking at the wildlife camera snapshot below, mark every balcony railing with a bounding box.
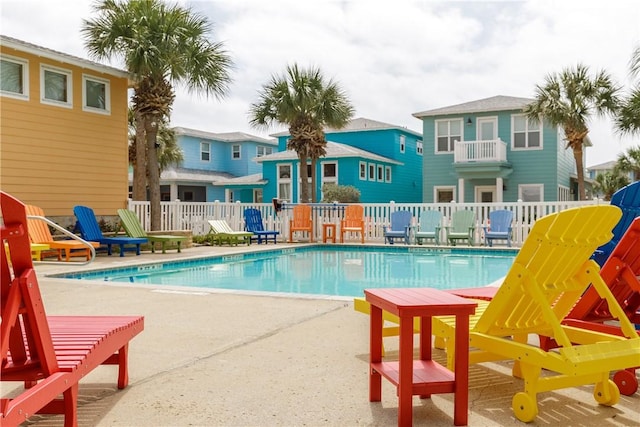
[454,139,507,163]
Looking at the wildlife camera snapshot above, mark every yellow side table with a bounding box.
[4,242,50,263]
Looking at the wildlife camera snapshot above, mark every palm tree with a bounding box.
[616,46,640,135]
[616,146,640,181]
[594,170,630,200]
[524,64,620,200]
[249,64,354,203]
[82,0,232,230]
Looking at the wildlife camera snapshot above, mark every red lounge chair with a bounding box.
[1,191,144,426]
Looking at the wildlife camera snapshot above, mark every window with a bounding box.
[416,140,423,155]
[322,162,337,180]
[399,135,405,153]
[253,189,263,203]
[278,164,292,201]
[200,142,210,161]
[41,65,72,107]
[368,163,376,181]
[435,186,455,203]
[512,115,541,149]
[82,74,110,113]
[519,184,544,202]
[385,166,392,183]
[1,56,28,99]
[232,144,241,159]
[359,161,366,180]
[377,165,384,181]
[435,119,462,153]
[256,146,273,157]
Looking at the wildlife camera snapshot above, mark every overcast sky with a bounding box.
[2,0,639,167]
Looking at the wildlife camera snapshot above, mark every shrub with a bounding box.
[321,184,361,203]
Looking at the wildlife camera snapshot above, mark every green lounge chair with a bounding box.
[207,219,253,246]
[117,209,186,253]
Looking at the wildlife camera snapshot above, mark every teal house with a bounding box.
[413,95,590,203]
[153,127,278,202]
[258,118,424,203]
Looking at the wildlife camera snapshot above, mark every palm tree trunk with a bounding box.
[572,144,586,200]
[145,115,162,230]
[298,151,309,203]
[132,111,147,200]
[310,157,318,202]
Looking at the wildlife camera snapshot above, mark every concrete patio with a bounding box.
[12,245,640,426]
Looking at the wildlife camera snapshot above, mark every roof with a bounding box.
[173,127,276,145]
[0,35,130,79]
[211,173,266,187]
[128,167,235,184]
[587,160,617,171]
[270,117,422,138]
[412,95,535,118]
[256,141,403,165]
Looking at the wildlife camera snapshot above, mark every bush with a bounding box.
[321,184,361,203]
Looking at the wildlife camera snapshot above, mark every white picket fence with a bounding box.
[127,199,604,247]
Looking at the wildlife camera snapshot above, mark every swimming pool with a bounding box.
[55,246,516,298]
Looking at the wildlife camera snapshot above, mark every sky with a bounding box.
[2,0,639,167]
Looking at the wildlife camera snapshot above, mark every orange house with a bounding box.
[0,35,130,217]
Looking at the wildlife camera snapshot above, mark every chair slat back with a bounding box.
[390,210,411,231]
[73,205,105,240]
[25,204,55,243]
[488,210,513,233]
[117,209,147,238]
[244,208,265,233]
[419,210,442,232]
[343,205,364,228]
[450,210,475,233]
[291,205,312,228]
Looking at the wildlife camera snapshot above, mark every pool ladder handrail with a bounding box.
[27,215,96,265]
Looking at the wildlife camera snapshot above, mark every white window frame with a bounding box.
[377,165,384,182]
[511,114,542,150]
[277,163,292,202]
[416,140,423,155]
[435,118,463,153]
[434,186,456,203]
[359,161,367,180]
[321,161,338,184]
[82,74,110,114]
[200,141,211,162]
[232,144,241,159]
[253,189,263,203]
[518,184,544,202]
[399,135,406,153]
[256,146,273,157]
[385,166,392,183]
[40,64,72,108]
[0,55,29,100]
[368,163,376,182]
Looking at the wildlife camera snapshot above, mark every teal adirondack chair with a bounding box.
[439,210,476,246]
[414,210,442,245]
[483,209,513,247]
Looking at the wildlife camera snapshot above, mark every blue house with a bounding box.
[154,127,278,202]
[257,118,424,203]
[413,95,591,203]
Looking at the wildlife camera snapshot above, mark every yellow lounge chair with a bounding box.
[356,205,640,422]
[207,219,253,246]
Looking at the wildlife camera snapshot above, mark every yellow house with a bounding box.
[1,35,130,217]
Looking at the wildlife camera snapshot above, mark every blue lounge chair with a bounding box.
[244,208,279,244]
[74,205,147,256]
[414,210,442,245]
[383,210,412,244]
[592,181,640,266]
[482,209,513,247]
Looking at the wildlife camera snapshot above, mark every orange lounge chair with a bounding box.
[340,204,365,243]
[289,205,313,242]
[25,204,99,261]
[1,191,144,426]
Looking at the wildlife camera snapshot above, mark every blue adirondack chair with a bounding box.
[483,209,514,247]
[244,208,279,244]
[74,205,147,256]
[414,210,442,245]
[383,210,412,244]
[592,180,640,266]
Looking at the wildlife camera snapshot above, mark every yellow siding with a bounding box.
[1,45,130,216]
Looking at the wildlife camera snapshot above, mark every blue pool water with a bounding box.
[56,246,516,297]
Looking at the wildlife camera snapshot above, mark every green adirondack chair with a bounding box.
[439,210,476,246]
[117,209,186,253]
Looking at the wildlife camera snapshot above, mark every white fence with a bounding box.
[127,199,604,247]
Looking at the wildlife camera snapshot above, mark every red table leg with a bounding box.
[454,313,470,426]
[398,315,414,426]
[369,305,383,402]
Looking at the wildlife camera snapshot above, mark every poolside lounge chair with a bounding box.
[592,180,640,266]
[289,205,314,243]
[207,219,253,246]
[382,210,412,245]
[482,209,513,247]
[414,210,442,245]
[340,204,365,244]
[1,191,144,426]
[244,208,279,244]
[25,204,100,261]
[356,205,640,422]
[439,210,475,246]
[74,205,148,256]
[117,208,186,253]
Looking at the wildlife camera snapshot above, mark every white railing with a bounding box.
[127,199,604,247]
[454,139,508,163]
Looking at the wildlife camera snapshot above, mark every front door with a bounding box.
[475,186,496,203]
[476,117,497,141]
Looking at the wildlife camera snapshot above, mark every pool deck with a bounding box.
[13,244,640,426]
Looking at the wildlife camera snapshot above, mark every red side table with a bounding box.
[322,223,336,243]
[365,288,477,426]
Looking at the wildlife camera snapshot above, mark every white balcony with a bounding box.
[454,139,507,163]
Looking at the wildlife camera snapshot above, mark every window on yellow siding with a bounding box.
[83,74,110,114]
[1,56,29,99]
[41,65,72,107]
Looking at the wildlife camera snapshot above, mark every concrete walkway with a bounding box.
[13,245,640,426]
